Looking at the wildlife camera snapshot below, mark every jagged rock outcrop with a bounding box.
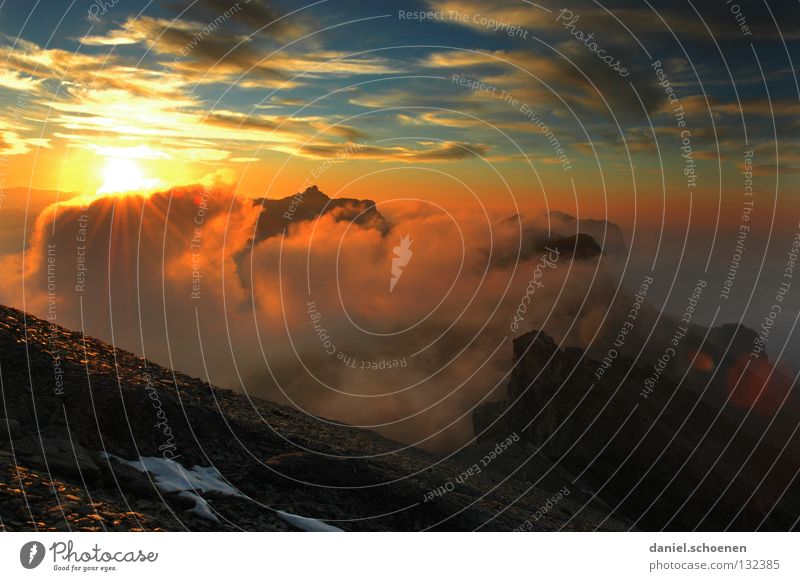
[490,229,606,269]
[474,329,800,531]
[549,211,627,255]
[251,185,390,243]
[539,233,602,260]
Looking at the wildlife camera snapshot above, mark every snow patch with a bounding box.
[102,454,344,528]
[102,453,248,522]
[278,510,343,532]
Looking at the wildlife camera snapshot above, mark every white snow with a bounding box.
[103,453,346,529]
[277,510,343,532]
[102,453,248,522]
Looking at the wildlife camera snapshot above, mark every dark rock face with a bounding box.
[548,211,627,255]
[489,229,605,269]
[498,212,626,257]
[251,185,390,243]
[474,330,800,531]
[604,316,800,468]
[539,233,602,260]
[679,323,800,466]
[0,305,625,531]
[490,210,623,270]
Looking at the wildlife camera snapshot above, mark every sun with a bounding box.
[97,157,162,196]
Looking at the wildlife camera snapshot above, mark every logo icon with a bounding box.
[390,235,413,292]
[20,541,46,569]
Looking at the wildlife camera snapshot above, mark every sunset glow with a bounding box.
[1,0,800,546]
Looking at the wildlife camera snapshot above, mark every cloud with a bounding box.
[79,16,397,89]
[282,140,490,162]
[427,0,800,40]
[37,87,374,164]
[1,182,628,452]
[1,37,189,100]
[0,69,44,92]
[420,47,662,117]
[0,22,397,165]
[0,120,50,156]
[204,110,368,140]
[168,0,309,39]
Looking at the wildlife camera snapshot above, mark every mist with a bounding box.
[0,182,638,452]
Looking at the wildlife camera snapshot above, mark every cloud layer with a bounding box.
[1,183,630,451]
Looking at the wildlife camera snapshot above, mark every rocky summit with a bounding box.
[251,185,390,243]
[0,304,624,532]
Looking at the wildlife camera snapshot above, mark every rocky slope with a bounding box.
[474,330,800,531]
[0,304,624,532]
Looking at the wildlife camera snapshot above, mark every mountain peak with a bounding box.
[302,184,326,198]
[250,185,389,243]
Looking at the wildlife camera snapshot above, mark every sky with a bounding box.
[0,0,797,226]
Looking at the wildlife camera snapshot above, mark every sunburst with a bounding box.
[97,157,162,196]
